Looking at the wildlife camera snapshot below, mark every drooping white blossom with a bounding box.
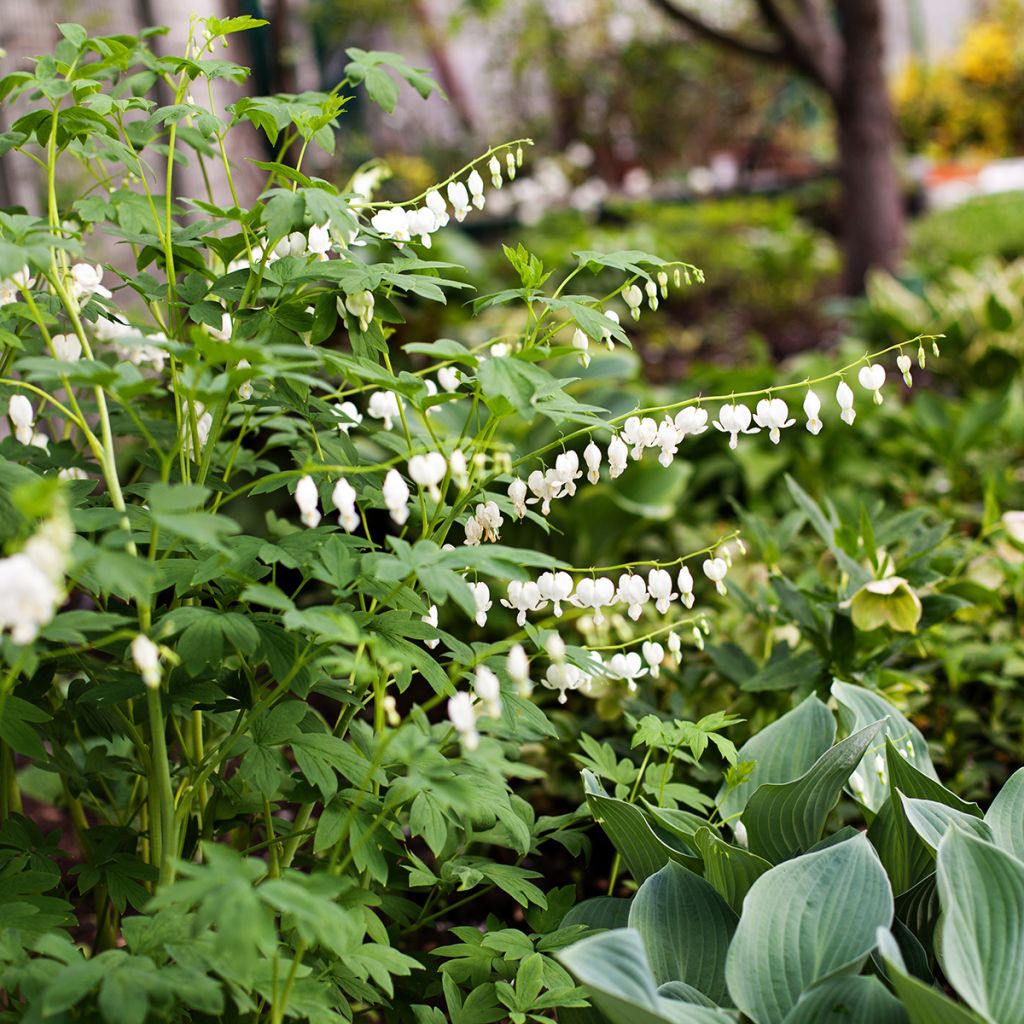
[345,290,375,332]
[449,449,469,490]
[236,360,253,401]
[617,573,649,621]
[8,394,35,445]
[552,451,582,496]
[623,283,644,320]
[468,580,492,627]
[605,651,647,692]
[527,469,560,515]
[447,691,479,750]
[437,366,461,393]
[713,403,758,450]
[642,641,665,678]
[571,576,616,625]
[647,568,677,614]
[332,477,359,532]
[0,511,71,645]
[52,333,82,362]
[70,263,112,300]
[307,222,332,259]
[571,327,590,368]
[382,469,411,526]
[655,418,680,467]
[408,451,448,501]
[447,181,472,221]
[423,604,439,650]
[584,441,602,484]
[803,390,823,434]
[674,406,709,439]
[677,566,695,608]
[537,571,573,616]
[295,475,321,528]
[702,556,729,596]
[488,155,503,189]
[506,643,531,695]
[858,363,886,405]
[370,207,411,244]
[131,634,162,689]
[607,435,629,479]
[622,416,658,460]
[425,190,449,228]
[836,381,856,425]
[501,580,544,626]
[334,401,363,433]
[753,398,795,444]
[473,665,503,718]
[897,353,913,387]
[508,477,528,519]
[368,390,401,430]
[467,169,485,210]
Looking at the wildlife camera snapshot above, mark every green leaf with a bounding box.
[781,976,908,1023]
[716,694,835,827]
[692,826,771,915]
[725,834,894,1023]
[584,771,697,883]
[743,720,886,863]
[0,695,50,759]
[985,767,1024,858]
[558,929,736,1024]
[831,680,937,812]
[936,829,1024,1024]
[344,48,446,111]
[628,862,737,1004]
[901,795,993,854]
[561,896,633,932]
[877,928,984,1024]
[868,741,980,893]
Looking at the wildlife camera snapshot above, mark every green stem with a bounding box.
[146,686,177,887]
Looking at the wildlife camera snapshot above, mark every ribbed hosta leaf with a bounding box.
[936,829,1024,1024]
[725,834,893,1024]
[985,767,1024,858]
[831,680,936,813]
[901,796,993,854]
[743,721,886,863]
[877,928,984,1024]
[557,929,736,1024]
[716,695,835,828]
[628,862,737,1004]
[693,826,770,914]
[780,976,907,1024]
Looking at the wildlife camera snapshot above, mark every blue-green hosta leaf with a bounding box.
[716,694,835,828]
[781,976,908,1024]
[557,929,736,1024]
[561,896,633,933]
[743,721,886,863]
[876,928,983,1024]
[831,679,937,812]
[629,863,737,1004]
[583,771,698,882]
[901,796,993,855]
[725,834,894,1024]
[936,829,1024,1024]
[692,827,771,915]
[869,740,982,893]
[984,767,1024,858]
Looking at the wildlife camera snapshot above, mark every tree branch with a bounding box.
[753,0,841,95]
[647,0,789,65]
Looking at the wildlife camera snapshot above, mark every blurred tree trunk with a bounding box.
[833,0,903,293]
[648,0,905,294]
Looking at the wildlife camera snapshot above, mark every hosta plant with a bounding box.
[0,16,951,1024]
[557,681,1024,1024]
